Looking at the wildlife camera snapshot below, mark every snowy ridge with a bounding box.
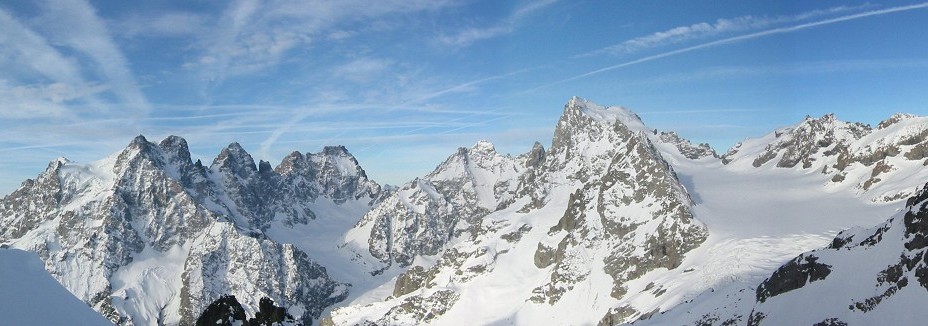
[723,112,928,203]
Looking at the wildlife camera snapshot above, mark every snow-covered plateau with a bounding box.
[3,97,928,325]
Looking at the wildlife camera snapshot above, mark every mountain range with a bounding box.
[3,97,928,325]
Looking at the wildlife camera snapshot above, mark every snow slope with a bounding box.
[0,248,112,325]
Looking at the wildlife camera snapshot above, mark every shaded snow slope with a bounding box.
[0,248,112,325]
[645,180,928,325]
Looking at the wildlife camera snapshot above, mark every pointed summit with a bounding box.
[308,146,380,203]
[470,140,496,154]
[275,151,308,175]
[125,135,157,155]
[159,135,193,166]
[211,142,257,176]
[563,96,646,131]
[130,134,149,146]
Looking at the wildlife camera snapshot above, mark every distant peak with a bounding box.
[131,134,149,145]
[159,135,188,149]
[212,142,257,175]
[531,141,544,151]
[284,150,305,160]
[563,97,645,130]
[804,113,837,123]
[878,113,918,129]
[321,145,351,156]
[471,140,496,153]
[45,157,69,172]
[225,142,246,152]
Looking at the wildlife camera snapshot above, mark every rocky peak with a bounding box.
[470,140,496,155]
[114,135,167,176]
[129,134,150,148]
[45,157,69,173]
[307,146,379,203]
[549,97,652,182]
[275,151,309,176]
[728,114,871,168]
[523,141,546,169]
[321,145,351,157]
[564,96,646,130]
[879,113,918,130]
[211,142,258,177]
[159,135,193,166]
[658,131,718,159]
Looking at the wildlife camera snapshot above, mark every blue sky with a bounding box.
[1,0,927,194]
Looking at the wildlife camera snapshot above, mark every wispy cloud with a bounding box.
[0,3,147,122]
[114,11,209,38]
[438,0,559,47]
[578,4,866,57]
[38,0,151,117]
[187,0,460,88]
[537,2,928,90]
[331,58,394,83]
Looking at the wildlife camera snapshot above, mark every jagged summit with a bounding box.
[719,112,928,201]
[878,113,918,129]
[564,96,647,131]
[470,140,496,154]
[721,113,871,168]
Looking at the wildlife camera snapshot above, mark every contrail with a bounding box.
[536,2,928,89]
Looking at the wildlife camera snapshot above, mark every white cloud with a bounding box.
[438,0,560,48]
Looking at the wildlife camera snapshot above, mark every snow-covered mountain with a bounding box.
[4,97,928,325]
[327,97,711,325]
[0,135,380,325]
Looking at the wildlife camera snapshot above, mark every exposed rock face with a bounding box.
[755,255,832,303]
[0,135,376,325]
[179,223,347,325]
[658,131,718,159]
